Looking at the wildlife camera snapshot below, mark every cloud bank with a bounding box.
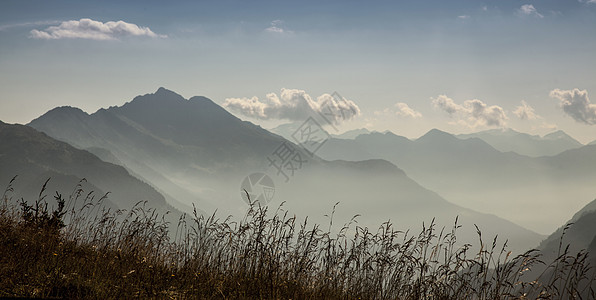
[224,88,360,125]
[513,101,540,120]
[432,95,507,127]
[550,88,596,125]
[30,18,166,40]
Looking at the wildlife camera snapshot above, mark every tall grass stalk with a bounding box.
[0,177,594,299]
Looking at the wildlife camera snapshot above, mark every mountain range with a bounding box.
[23,87,547,253]
[457,128,583,157]
[315,129,596,234]
[28,88,291,214]
[271,123,371,141]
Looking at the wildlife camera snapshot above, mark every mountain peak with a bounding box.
[29,106,89,125]
[543,130,582,145]
[155,87,178,96]
[153,87,186,100]
[417,128,454,142]
[49,106,88,115]
[544,130,572,140]
[116,87,187,113]
[123,87,186,106]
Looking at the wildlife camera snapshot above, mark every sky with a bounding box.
[1,0,596,143]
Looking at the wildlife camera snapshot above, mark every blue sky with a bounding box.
[1,0,596,142]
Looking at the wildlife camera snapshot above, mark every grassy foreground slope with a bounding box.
[0,181,593,299]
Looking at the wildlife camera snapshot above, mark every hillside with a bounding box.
[538,198,596,257]
[0,121,176,215]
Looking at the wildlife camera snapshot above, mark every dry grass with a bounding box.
[0,176,594,299]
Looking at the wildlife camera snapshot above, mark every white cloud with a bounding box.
[376,102,422,118]
[432,95,507,128]
[30,18,166,40]
[513,101,540,120]
[518,4,544,18]
[432,95,460,115]
[224,88,360,125]
[458,15,470,20]
[265,20,292,34]
[222,96,268,119]
[395,103,422,118]
[579,0,596,4]
[550,88,596,125]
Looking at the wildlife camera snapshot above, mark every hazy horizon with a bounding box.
[2,1,596,143]
[1,0,596,253]
[15,86,594,237]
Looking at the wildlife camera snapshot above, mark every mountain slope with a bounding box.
[457,128,583,157]
[514,199,596,298]
[538,200,596,258]
[27,88,544,253]
[0,121,176,215]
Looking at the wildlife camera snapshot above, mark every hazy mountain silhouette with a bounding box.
[457,128,583,157]
[29,88,289,213]
[316,129,596,234]
[272,123,369,141]
[331,128,371,139]
[270,121,334,142]
[510,199,596,298]
[538,198,596,257]
[27,88,545,253]
[281,157,544,254]
[0,121,176,215]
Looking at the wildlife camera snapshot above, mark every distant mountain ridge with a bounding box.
[27,88,545,253]
[332,128,371,139]
[316,129,596,234]
[270,122,371,141]
[457,128,583,157]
